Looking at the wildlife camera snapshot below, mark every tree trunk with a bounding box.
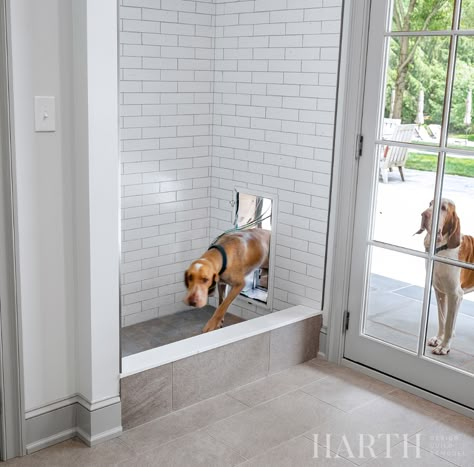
[391,0,447,120]
[392,35,410,119]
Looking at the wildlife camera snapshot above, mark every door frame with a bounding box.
[0,0,25,459]
[326,0,371,363]
[327,0,474,418]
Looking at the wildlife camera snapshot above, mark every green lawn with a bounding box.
[405,153,474,177]
[451,134,474,142]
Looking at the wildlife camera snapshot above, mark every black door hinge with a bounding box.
[356,134,364,159]
[344,310,350,332]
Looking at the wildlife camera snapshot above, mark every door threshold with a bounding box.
[341,357,474,419]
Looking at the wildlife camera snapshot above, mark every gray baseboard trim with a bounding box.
[25,400,122,454]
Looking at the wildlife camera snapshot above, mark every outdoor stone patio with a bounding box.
[367,273,474,374]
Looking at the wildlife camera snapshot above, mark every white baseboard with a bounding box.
[26,394,121,419]
[26,428,77,454]
[25,400,122,454]
[76,426,123,447]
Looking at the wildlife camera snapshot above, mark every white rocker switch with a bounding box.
[34,96,56,132]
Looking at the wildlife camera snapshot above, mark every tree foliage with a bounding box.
[385,0,474,133]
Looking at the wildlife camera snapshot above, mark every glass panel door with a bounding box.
[345,0,474,409]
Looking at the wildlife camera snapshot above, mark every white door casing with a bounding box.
[0,0,25,459]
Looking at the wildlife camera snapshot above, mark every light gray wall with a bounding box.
[9,0,121,420]
[9,0,77,412]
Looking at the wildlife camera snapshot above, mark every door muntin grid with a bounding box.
[362,0,474,374]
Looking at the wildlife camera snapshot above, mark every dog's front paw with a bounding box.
[202,318,222,333]
[427,336,442,347]
[432,343,450,355]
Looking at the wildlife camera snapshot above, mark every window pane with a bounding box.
[448,37,474,150]
[373,146,437,252]
[425,261,474,375]
[460,0,474,29]
[431,154,474,266]
[390,0,454,32]
[383,37,450,147]
[364,247,427,352]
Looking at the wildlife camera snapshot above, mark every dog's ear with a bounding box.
[184,271,189,288]
[443,208,461,249]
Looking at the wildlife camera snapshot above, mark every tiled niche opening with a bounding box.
[119,0,342,327]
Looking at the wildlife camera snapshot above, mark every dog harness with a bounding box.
[208,244,227,275]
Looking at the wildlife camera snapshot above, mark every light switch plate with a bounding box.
[34,96,56,132]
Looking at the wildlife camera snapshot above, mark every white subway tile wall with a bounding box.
[120,0,342,326]
[120,0,215,326]
[210,0,341,319]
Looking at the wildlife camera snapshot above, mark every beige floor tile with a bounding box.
[410,413,474,467]
[5,452,45,466]
[178,392,249,427]
[304,358,348,375]
[240,435,355,466]
[68,438,136,466]
[7,437,135,467]
[260,390,344,433]
[302,388,466,466]
[120,393,247,452]
[303,410,400,466]
[384,389,458,420]
[228,360,329,407]
[118,430,245,467]
[6,362,469,467]
[206,390,342,459]
[205,403,301,460]
[364,441,455,466]
[349,390,452,440]
[300,367,395,412]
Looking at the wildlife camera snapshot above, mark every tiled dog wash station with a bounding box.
[119,0,339,428]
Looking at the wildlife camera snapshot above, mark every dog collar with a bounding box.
[429,244,448,254]
[435,244,449,254]
[208,244,227,275]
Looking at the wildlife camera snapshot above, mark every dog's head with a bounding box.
[183,260,218,308]
[415,198,461,249]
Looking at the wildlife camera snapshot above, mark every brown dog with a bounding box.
[416,199,474,355]
[184,228,270,332]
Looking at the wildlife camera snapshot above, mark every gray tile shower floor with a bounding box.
[368,274,474,373]
[121,306,245,357]
[7,359,473,466]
